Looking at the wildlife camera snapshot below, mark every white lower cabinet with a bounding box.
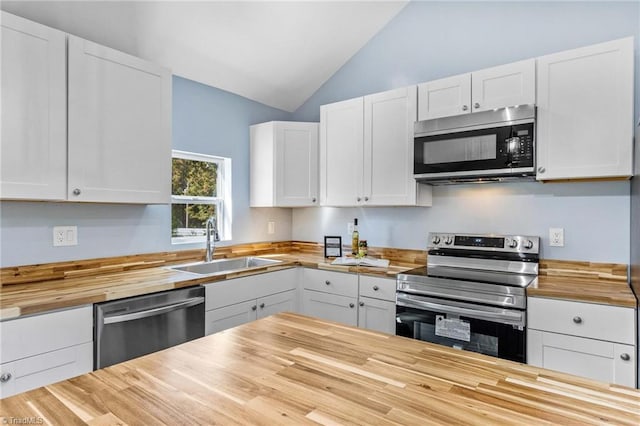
[358,275,396,334]
[527,297,636,387]
[301,289,358,326]
[0,306,93,399]
[204,269,297,335]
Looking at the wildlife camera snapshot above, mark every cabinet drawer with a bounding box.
[301,268,358,297]
[0,305,93,363]
[0,342,93,399]
[528,298,635,344]
[359,275,396,302]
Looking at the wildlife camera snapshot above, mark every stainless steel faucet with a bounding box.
[205,216,219,262]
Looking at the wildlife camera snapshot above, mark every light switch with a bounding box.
[53,226,78,247]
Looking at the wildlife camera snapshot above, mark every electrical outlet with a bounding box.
[53,226,78,247]
[267,221,275,235]
[347,222,354,235]
[549,228,564,247]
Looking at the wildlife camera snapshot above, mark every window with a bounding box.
[171,150,232,244]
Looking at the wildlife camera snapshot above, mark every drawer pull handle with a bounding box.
[349,303,355,308]
[325,280,331,285]
[620,353,631,361]
[373,285,379,291]
[572,316,582,324]
[0,373,12,383]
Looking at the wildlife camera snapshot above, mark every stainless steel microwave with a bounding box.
[414,105,536,184]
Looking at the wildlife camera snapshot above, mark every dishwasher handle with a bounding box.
[103,296,204,325]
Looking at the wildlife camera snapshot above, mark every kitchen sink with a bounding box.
[170,256,282,276]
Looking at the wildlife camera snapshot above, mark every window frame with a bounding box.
[171,149,232,245]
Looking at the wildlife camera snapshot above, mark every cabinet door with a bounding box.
[275,122,319,206]
[471,59,535,112]
[536,37,633,181]
[301,289,358,326]
[0,12,67,200]
[358,297,396,335]
[205,300,257,335]
[417,74,471,120]
[67,35,171,203]
[528,329,636,388]
[257,290,297,319]
[0,342,92,399]
[363,87,417,206]
[320,97,364,206]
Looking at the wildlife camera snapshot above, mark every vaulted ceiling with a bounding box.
[1,1,408,112]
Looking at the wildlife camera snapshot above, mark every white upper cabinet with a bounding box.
[320,88,432,207]
[68,36,171,203]
[536,37,634,181]
[250,121,319,207]
[0,12,67,200]
[320,97,364,206]
[417,59,535,121]
[417,74,471,120]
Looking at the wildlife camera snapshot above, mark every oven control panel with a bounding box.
[428,233,539,254]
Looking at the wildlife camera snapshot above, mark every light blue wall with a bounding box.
[0,76,293,267]
[291,1,639,263]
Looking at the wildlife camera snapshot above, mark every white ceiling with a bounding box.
[1,1,408,112]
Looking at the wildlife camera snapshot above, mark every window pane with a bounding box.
[172,158,218,197]
[171,203,216,237]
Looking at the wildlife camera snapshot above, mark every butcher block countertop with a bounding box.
[2,313,639,425]
[0,242,635,320]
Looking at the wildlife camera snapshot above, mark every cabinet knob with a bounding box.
[312,198,317,203]
[349,303,355,308]
[474,102,480,109]
[373,285,379,291]
[251,305,257,311]
[364,197,369,202]
[462,105,468,111]
[259,303,265,309]
[357,197,362,202]
[359,301,364,307]
[0,373,12,383]
[73,188,81,196]
[537,167,545,174]
[572,316,582,324]
[325,280,331,285]
[620,353,631,361]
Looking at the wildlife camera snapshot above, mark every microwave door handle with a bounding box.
[396,295,524,325]
[103,297,205,324]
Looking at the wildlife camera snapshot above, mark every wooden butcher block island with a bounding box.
[1,313,639,425]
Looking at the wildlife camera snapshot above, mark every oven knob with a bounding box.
[523,240,534,249]
[432,236,441,245]
[444,236,453,245]
[508,239,518,248]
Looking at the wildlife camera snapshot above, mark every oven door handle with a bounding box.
[103,297,204,324]
[396,294,524,326]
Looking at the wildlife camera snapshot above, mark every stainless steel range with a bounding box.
[396,233,539,363]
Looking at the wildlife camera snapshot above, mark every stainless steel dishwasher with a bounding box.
[94,286,205,369]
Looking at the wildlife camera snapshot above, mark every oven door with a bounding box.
[413,122,534,178]
[396,293,526,363]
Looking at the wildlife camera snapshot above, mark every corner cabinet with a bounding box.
[250,121,319,207]
[527,297,636,387]
[0,12,171,204]
[0,306,93,399]
[0,12,67,200]
[417,59,535,120]
[320,87,432,207]
[536,37,634,181]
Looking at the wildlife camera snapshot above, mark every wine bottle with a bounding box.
[351,218,359,255]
